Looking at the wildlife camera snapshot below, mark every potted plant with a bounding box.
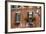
[32,16,35,22]
[24,16,35,22]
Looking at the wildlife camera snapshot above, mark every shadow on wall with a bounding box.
[6,0,18,1]
[7,33,19,34]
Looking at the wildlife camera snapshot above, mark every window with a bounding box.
[29,12,33,23]
[15,13,20,23]
[27,12,33,24]
[11,5,21,23]
[29,12,33,17]
[11,5,17,8]
[11,5,17,11]
[11,5,21,11]
[18,6,21,8]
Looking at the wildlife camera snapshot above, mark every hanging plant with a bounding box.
[24,16,35,22]
[32,16,35,22]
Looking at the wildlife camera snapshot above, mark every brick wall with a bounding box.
[11,7,41,28]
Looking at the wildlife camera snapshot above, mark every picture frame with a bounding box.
[5,1,45,33]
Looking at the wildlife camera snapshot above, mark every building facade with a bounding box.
[11,5,41,28]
